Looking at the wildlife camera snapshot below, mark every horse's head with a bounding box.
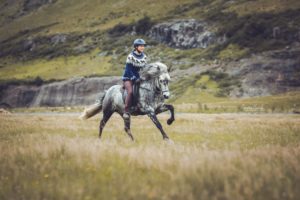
[140,62,171,99]
[153,62,171,99]
[158,71,171,99]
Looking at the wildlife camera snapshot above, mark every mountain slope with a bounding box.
[0,0,300,107]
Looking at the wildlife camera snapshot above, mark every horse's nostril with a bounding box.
[164,95,169,99]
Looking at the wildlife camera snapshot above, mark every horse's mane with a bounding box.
[140,62,170,80]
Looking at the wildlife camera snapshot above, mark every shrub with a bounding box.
[108,16,154,37]
[135,16,154,35]
[108,23,133,37]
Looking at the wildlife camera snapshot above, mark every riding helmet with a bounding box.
[133,38,146,47]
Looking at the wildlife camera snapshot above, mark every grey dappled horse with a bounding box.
[80,62,175,140]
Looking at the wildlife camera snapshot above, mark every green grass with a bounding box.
[0,49,116,80]
[0,0,195,41]
[217,44,249,61]
[224,0,300,16]
[0,113,300,199]
[169,70,241,104]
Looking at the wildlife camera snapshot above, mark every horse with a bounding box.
[79,62,175,141]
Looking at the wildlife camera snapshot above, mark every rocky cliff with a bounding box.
[223,45,300,97]
[148,19,225,49]
[169,44,300,98]
[0,76,121,108]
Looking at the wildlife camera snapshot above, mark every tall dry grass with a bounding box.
[0,113,300,200]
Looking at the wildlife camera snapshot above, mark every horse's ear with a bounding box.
[168,65,172,72]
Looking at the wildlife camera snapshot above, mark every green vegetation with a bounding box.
[0,0,194,40]
[1,0,300,81]
[0,113,300,199]
[171,0,300,58]
[218,44,249,61]
[108,16,154,37]
[169,70,241,103]
[0,49,114,80]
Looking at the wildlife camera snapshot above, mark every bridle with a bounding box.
[155,78,169,95]
[139,78,169,95]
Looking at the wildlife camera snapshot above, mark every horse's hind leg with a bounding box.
[99,111,113,139]
[122,114,134,141]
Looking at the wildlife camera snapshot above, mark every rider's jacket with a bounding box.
[122,50,147,81]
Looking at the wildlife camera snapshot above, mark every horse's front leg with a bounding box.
[147,112,169,140]
[156,104,175,125]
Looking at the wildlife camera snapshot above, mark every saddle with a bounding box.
[122,82,140,110]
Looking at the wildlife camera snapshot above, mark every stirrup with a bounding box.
[123,112,130,119]
[129,106,137,112]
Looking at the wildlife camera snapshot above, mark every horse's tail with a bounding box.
[79,91,106,120]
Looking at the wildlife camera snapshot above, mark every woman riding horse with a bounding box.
[122,38,147,120]
[80,62,175,141]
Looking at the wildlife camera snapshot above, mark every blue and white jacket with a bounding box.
[122,51,147,81]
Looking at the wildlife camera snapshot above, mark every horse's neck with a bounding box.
[139,78,163,99]
[137,77,164,112]
[140,78,156,91]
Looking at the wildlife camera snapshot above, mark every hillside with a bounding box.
[0,0,300,108]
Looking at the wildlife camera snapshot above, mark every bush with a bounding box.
[108,23,133,37]
[135,16,154,35]
[108,16,154,37]
[33,76,44,86]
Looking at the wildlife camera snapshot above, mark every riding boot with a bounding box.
[123,80,133,119]
[123,94,132,119]
[133,80,140,107]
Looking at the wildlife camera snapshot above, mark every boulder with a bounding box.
[51,34,67,45]
[148,19,225,49]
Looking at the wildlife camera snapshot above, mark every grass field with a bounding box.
[1,112,300,200]
[172,91,300,114]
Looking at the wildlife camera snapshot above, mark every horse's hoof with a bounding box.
[167,119,174,125]
[164,138,174,144]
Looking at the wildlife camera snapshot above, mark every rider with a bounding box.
[122,38,147,119]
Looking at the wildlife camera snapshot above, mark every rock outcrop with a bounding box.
[148,19,225,49]
[221,45,300,97]
[23,0,56,12]
[0,76,122,108]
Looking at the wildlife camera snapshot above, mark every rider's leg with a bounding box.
[123,80,133,117]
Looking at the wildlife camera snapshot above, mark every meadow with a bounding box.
[1,112,300,200]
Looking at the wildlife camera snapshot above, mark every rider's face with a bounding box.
[136,45,145,53]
